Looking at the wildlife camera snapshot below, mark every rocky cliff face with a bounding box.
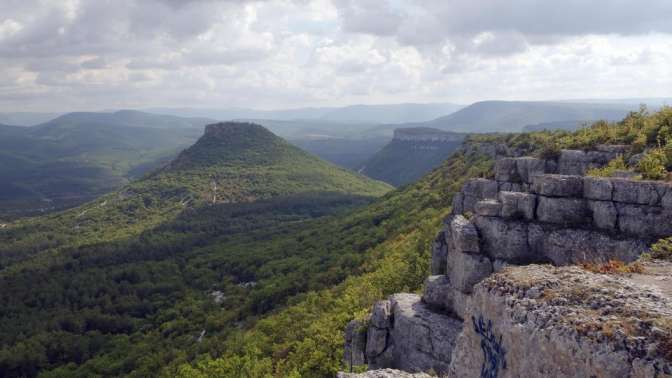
[359,127,465,187]
[393,128,464,143]
[343,145,672,377]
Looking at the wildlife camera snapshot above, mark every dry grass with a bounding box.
[580,260,645,274]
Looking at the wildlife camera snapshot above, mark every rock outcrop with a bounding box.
[343,146,672,377]
[338,369,432,378]
[450,262,672,378]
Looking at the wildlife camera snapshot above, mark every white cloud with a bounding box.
[0,0,671,111]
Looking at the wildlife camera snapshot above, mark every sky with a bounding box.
[1,0,672,112]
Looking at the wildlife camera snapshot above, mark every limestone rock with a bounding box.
[536,196,587,225]
[499,191,536,220]
[422,275,451,311]
[371,300,392,329]
[663,190,672,208]
[612,179,664,206]
[459,179,499,214]
[595,144,629,154]
[541,228,646,265]
[449,264,672,378]
[515,157,547,184]
[384,294,463,375]
[583,176,613,200]
[448,215,480,254]
[587,200,618,230]
[616,203,672,238]
[474,216,534,263]
[474,199,501,217]
[447,251,493,293]
[497,181,523,193]
[495,158,519,182]
[344,320,367,368]
[337,369,432,378]
[557,149,615,175]
[366,327,389,360]
[495,157,549,184]
[531,174,583,197]
[451,192,464,215]
[430,231,448,275]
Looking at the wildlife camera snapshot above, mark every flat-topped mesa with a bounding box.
[343,144,672,376]
[393,127,464,143]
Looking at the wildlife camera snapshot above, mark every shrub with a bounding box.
[580,260,644,274]
[638,148,669,180]
[650,237,672,261]
[586,155,628,177]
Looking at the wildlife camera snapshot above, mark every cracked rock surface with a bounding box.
[450,262,672,378]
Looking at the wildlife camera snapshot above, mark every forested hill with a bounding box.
[0,122,391,266]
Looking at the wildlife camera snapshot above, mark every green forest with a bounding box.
[2,108,672,377]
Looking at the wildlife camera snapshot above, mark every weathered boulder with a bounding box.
[447,251,493,293]
[497,181,523,193]
[557,149,588,175]
[616,203,672,238]
[366,327,389,361]
[449,264,672,378]
[447,215,480,254]
[557,149,616,175]
[583,176,613,200]
[344,320,367,368]
[531,174,583,197]
[541,228,646,265]
[595,144,629,154]
[587,200,618,230]
[515,157,547,184]
[451,192,464,215]
[371,300,392,329]
[337,369,432,378]
[474,199,502,217]
[494,158,518,182]
[473,216,534,263]
[459,179,499,214]
[495,157,549,184]
[384,294,463,375]
[430,231,448,275]
[499,191,536,220]
[612,179,669,206]
[662,190,672,208]
[536,196,587,225]
[422,275,452,311]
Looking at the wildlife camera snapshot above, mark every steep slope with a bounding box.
[360,128,465,186]
[0,111,212,218]
[290,137,390,170]
[399,100,637,133]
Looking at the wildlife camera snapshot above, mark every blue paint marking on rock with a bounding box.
[472,315,506,378]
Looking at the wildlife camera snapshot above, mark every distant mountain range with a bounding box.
[0,112,63,126]
[394,100,643,133]
[144,102,464,125]
[0,110,212,218]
